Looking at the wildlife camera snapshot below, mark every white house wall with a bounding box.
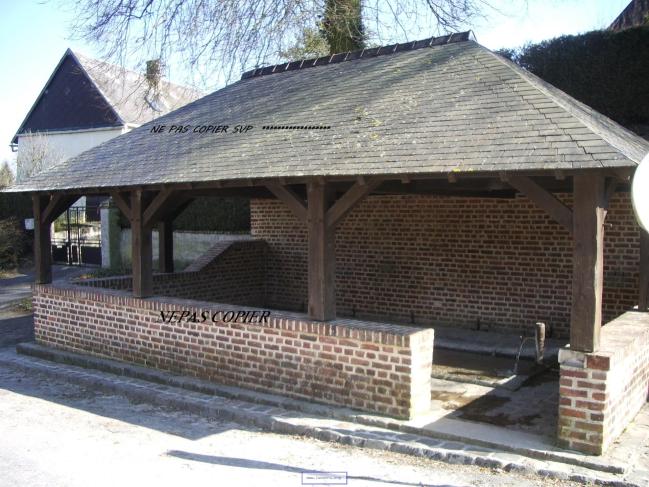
[16,126,128,182]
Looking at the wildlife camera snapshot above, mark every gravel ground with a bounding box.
[0,361,584,487]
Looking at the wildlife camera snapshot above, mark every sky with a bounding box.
[0,0,631,171]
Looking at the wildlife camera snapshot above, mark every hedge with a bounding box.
[498,26,649,131]
[119,196,250,232]
[0,193,33,221]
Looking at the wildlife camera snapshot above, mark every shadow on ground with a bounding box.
[166,450,460,487]
[0,314,34,348]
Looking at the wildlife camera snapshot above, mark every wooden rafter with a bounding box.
[143,188,176,228]
[325,177,383,229]
[110,191,132,220]
[42,194,77,225]
[266,182,307,224]
[507,175,573,232]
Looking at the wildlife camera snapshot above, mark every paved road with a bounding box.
[0,265,86,308]
[0,358,580,487]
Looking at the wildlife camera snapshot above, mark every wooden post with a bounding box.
[32,195,52,284]
[131,190,153,297]
[640,228,649,311]
[570,173,606,352]
[307,181,336,321]
[158,219,174,273]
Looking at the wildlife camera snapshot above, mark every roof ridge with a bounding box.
[241,31,475,80]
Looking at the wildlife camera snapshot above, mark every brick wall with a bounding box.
[557,311,649,454]
[33,284,434,419]
[251,193,641,338]
[79,239,267,306]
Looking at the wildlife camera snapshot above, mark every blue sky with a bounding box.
[0,0,630,169]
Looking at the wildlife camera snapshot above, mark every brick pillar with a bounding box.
[557,312,649,455]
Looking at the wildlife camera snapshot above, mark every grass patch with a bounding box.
[11,297,33,314]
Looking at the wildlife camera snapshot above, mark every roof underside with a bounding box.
[9,35,649,193]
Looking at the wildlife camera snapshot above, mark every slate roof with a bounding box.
[9,33,649,193]
[11,49,203,143]
[71,51,204,126]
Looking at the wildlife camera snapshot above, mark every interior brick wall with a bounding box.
[33,284,434,419]
[557,311,649,455]
[79,240,267,306]
[251,193,641,338]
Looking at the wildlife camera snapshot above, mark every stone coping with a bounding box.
[559,311,649,368]
[34,282,430,342]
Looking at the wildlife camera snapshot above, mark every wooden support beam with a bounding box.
[167,198,194,221]
[307,181,336,321]
[640,228,649,311]
[42,194,77,225]
[508,175,573,232]
[32,195,52,285]
[143,188,176,228]
[158,220,174,273]
[325,177,383,229]
[570,173,606,352]
[604,178,618,211]
[110,191,132,220]
[130,190,153,298]
[266,183,307,224]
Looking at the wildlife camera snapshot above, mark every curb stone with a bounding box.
[3,344,642,487]
[14,342,626,475]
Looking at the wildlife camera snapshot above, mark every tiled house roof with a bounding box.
[9,33,649,193]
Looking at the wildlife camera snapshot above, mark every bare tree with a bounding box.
[66,0,500,87]
[0,161,14,189]
[15,131,65,183]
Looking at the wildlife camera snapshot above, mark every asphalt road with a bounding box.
[0,265,86,309]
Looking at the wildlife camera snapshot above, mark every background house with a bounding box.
[9,49,203,266]
[11,49,203,184]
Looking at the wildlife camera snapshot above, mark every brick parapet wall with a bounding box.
[251,193,641,337]
[557,311,649,455]
[33,283,434,419]
[77,239,267,306]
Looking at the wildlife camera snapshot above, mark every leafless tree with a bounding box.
[15,131,65,183]
[66,0,503,87]
[0,161,14,189]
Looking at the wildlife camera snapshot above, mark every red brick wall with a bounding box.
[79,240,267,306]
[251,193,641,338]
[558,311,649,454]
[33,284,434,419]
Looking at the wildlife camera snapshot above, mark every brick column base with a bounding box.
[557,311,649,455]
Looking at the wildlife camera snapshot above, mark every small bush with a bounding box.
[0,218,27,271]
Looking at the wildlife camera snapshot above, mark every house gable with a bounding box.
[12,50,122,143]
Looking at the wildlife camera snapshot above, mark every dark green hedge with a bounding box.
[119,196,250,232]
[0,193,33,221]
[498,26,649,130]
[174,197,250,232]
